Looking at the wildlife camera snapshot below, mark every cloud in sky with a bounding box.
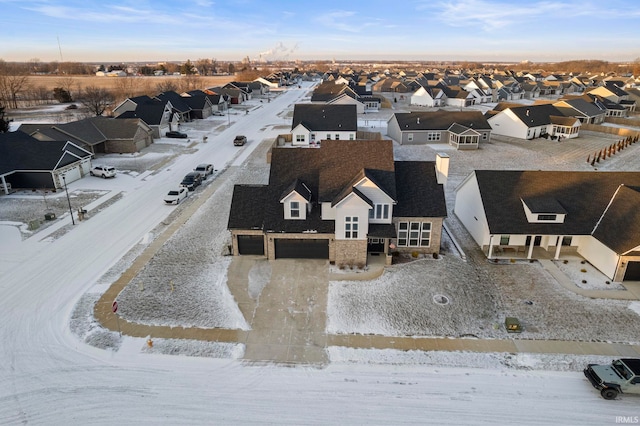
[1,0,640,62]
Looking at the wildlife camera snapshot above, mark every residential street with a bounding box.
[1,82,639,424]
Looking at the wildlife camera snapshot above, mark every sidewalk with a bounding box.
[91,166,640,364]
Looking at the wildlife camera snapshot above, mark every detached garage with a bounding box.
[274,238,329,259]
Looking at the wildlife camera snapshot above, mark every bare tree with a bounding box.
[0,60,31,109]
[178,74,200,92]
[55,75,77,101]
[78,85,114,116]
[156,79,179,93]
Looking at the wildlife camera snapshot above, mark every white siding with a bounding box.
[281,192,308,220]
[334,195,370,240]
[321,202,335,220]
[354,178,394,224]
[576,236,619,280]
[454,173,491,246]
[488,109,529,139]
[291,123,310,146]
[410,87,435,107]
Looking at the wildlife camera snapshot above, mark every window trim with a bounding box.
[397,221,431,247]
[290,201,300,218]
[345,216,359,239]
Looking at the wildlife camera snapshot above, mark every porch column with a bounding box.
[487,235,494,259]
[0,177,8,195]
[527,236,535,259]
[554,236,563,260]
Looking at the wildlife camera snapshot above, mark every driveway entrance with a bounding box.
[227,258,329,364]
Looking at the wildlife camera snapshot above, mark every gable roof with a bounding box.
[473,170,640,252]
[392,110,491,131]
[291,104,357,132]
[505,104,564,128]
[229,140,445,233]
[116,100,168,125]
[394,161,447,218]
[592,185,640,254]
[0,131,92,175]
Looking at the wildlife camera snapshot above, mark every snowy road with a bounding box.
[0,82,638,424]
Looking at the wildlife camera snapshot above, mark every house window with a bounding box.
[538,214,557,221]
[408,133,414,142]
[562,236,573,246]
[290,201,300,218]
[397,221,431,247]
[326,134,331,140]
[427,132,441,141]
[349,134,354,140]
[500,235,510,245]
[345,216,358,239]
[296,134,305,143]
[335,134,340,140]
[369,204,390,220]
[482,132,488,140]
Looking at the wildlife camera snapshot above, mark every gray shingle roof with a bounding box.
[474,170,640,253]
[228,140,446,233]
[291,104,357,132]
[392,110,491,131]
[0,131,91,174]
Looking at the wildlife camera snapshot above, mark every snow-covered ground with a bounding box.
[1,83,640,424]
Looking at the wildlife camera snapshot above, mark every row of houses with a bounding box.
[0,80,275,192]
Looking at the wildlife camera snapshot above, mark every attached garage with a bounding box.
[623,261,640,281]
[237,235,265,255]
[274,238,329,259]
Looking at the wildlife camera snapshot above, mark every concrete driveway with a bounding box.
[227,257,329,364]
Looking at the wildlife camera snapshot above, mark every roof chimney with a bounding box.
[436,153,449,186]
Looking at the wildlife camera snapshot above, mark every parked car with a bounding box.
[212,111,225,116]
[180,172,202,191]
[234,135,247,146]
[194,163,214,179]
[166,130,188,139]
[584,358,640,399]
[164,187,189,204]
[89,165,116,178]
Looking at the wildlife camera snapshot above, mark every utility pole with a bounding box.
[62,174,75,225]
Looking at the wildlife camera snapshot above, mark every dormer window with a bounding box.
[290,201,300,218]
[521,197,566,224]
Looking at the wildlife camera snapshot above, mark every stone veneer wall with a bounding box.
[391,217,443,255]
[334,239,368,267]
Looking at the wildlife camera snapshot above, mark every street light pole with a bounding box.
[62,174,75,225]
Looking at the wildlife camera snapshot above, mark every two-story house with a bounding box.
[290,104,357,146]
[228,140,448,267]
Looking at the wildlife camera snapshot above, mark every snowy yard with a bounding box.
[3,100,640,362]
[79,123,640,351]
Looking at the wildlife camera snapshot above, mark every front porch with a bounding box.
[485,244,579,261]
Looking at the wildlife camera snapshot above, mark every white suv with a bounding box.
[90,165,116,178]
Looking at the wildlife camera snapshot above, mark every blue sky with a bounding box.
[1,0,640,63]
